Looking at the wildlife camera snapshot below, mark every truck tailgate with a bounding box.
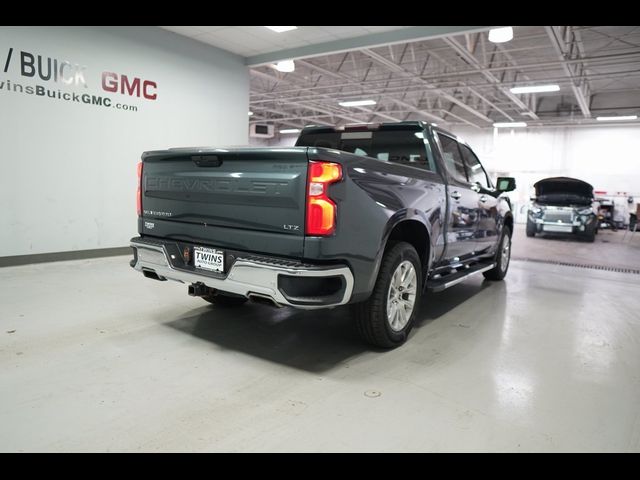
[140,148,308,258]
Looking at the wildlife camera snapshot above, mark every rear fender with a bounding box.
[365,214,433,295]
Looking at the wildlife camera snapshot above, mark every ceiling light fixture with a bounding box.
[493,122,527,128]
[339,99,376,107]
[274,60,295,72]
[510,85,560,94]
[596,115,638,121]
[488,27,513,43]
[265,26,297,33]
[279,128,301,134]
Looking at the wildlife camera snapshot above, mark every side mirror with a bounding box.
[496,177,516,192]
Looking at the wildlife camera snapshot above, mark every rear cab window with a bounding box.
[296,128,438,173]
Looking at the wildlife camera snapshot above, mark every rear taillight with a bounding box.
[136,161,143,216]
[306,161,342,236]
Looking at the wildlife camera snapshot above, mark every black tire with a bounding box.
[202,292,248,307]
[354,241,422,349]
[582,221,597,242]
[526,218,536,237]
[483,226,512,281]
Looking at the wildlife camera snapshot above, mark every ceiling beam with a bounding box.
[360,48,490,125]
[282,99,365,124]
[296,58,446,123]
[413,45,514,121]
[250,107,335,127]
[245,26,492,66]
[251,68,375,123]
[466,87,513,121]
[545,26,591,118]
[391,97,445,123]
[443,37,539,120]
[251,51,640,101]
[439,109,481,129]
[355,106,402,122]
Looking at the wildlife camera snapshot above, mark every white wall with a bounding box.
[249,135,297,147]
[449,124,640,222]
[0,26,249,257]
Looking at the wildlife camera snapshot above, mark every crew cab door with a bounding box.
[435,132,480,260]
[459,144,499,254]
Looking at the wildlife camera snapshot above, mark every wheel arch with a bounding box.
[503,212,514,236]
[376,218,433,288]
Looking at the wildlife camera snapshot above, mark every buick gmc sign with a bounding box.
[1,46,159,112]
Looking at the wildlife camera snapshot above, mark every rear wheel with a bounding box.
[202,292,248,307]
[483,226,512,281]
[355,242,422,349]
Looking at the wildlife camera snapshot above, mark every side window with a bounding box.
[437,133,467,183]
[460,145,489,189]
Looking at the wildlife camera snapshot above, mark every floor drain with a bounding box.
[513,257,640,275]
[364,390,381,398]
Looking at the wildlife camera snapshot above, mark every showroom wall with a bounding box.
[0,26,249,257]
[250,135,298,147]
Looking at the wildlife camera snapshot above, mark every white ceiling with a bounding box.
[160,26,410,57]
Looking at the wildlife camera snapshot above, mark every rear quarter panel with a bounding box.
[304,148,446,302]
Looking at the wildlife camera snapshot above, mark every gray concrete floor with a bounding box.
[512,223,640,270]
[1,253,639,452]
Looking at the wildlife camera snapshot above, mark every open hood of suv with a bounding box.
[534,177,593,205]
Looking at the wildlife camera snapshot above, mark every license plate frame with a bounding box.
[193,246,225,273]
[543,224,572,233]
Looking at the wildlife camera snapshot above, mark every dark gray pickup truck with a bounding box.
[131,122,515,348]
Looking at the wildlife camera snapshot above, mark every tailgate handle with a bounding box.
[192,155,222,167]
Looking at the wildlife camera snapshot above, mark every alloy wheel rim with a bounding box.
[501,235,511,272]
[386,260,417,332]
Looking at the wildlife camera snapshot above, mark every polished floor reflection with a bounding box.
[1,255,638,452]
[511,223,640,270]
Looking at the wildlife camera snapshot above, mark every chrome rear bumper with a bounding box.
[130,238,354,309]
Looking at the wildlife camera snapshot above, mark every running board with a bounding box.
[427,263,496,292]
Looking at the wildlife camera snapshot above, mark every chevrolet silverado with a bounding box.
[130,122,516,348]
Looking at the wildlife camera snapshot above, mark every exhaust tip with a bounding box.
[143,269,166,281]
[248,293,282,308]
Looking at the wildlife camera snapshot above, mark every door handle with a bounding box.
[479,195,488,203]
[451,191,462,200]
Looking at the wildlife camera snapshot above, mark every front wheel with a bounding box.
[526,218,536,237]
[584,228,596,243]
[354,242,422,349]
[483,226,512,281]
